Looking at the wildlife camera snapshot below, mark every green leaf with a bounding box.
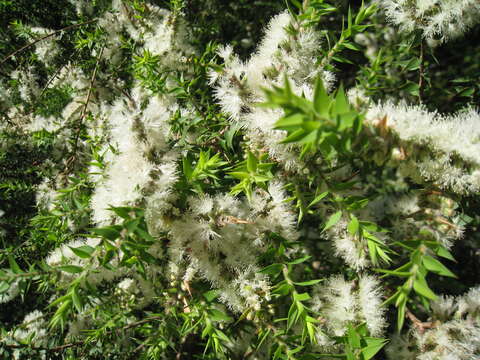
[313,77,330,117]
[0,282,10,294]
[402,82,420,96]
[293,279,324,286]
[323,211,342,232]
[247,151,258,173]
[422,256,456,278]
[71,287,83,312]
[293,292,311,302]
[259,263,283,275]
[125,218,140,234]
[306,321,317,344]
[347,215,360,235]
[257,328,271,349]
[397,296,406,332]
[368,239,378,266]
[413,276,437,300]
[288,255,311,265]
[273,282,293,296]
[209,309,232,322]
[435,246,455,261]
[275,113,304,131]
[333,84,350,115]
[109,207,133,219]
[203,290,219,302]
[69,246,94,259]
[308,191,329,208]
[8,256,21,274]
[58,265,83,274]
[347,324,361,348]
[91,226,121,240]
[375,268,412,277]
[361,338,388,360]
[457,87,475,97]
[344,42,362,51]
[280,128,308,144]
[229,171,250,180]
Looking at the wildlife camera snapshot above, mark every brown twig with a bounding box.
[65,45,104,176]
[118,315,163,332]
[0,315,163,354]
[406,308,436,334]
[435,216,456,229]
[418,39,425,102]
[38,51,80,99]
[1,340,85,353]
[0,19,97,67]
[339,170,360,183]
[218,215,254,226]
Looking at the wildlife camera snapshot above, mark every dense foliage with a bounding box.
[1,0,480,359]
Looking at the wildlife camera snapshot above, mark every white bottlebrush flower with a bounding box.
[387,286,480,360]
[347,86,369,109]
[358,275,386,336]
[62,98,85,121]
[385,334,417,360]
[34,35,59,66]
[259,11,291,54]
[217,44,234,61]
[312,275,357,336]
[378,0,480,43]
[213,83,245,121]
[159,187,299,312]
[327,219,370,270]
[118,278,136,293]
[0,280,20,304]
[46,238,87,267]
[90,97,159,224]
[35,179,58,211]
[142,8,196,70]
[211,10,330,175]
[431,295,457,321]
[141,95,174,151]
[90,147,155,224]
[188,195,214,216]
[311,274,386,343]
[457,286,480,318]
[13,311,48,347]
[11,67,41,102]
[366,102,480,194]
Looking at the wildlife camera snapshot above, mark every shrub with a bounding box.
[1,0,480,359]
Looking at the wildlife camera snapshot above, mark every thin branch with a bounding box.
[0,340,84,353]
[66,45,104,174]
[0,19,97,67]
[0,270,50,281]
[0,315,163,354]
[118,315,163,332]
[406,308,436,334]
[418,39,425,102]
[39,51,80,99]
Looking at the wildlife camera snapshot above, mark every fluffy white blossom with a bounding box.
[311,274,386,339]
[387,286,480,360]
[379,0,480,43]
[326,218,371,269]
[0,279,20,304]
[367,102,480,194]
[12,311,48,347]
[211,11,334,174]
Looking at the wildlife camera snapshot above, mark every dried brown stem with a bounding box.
[406,308,436,334]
